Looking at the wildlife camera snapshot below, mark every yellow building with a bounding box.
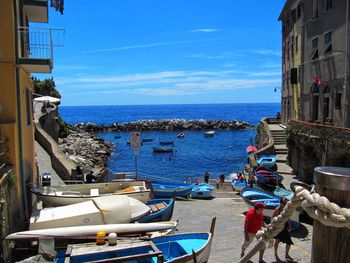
[0,0,62,259]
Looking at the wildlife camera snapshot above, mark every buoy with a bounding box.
[96,231,106,245]
[108,232,118,246]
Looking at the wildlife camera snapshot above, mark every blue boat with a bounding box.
[231,179,257,192]
[151,181,195,198]
[256,154,277,169]
[191,183,215,199]
[137,198,175,223]
[241,187,300,229]
[255,166,284,192]
[55,218,216,263]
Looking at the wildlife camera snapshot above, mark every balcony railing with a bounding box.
[17,27,65,73]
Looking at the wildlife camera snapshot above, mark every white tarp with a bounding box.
[34,96,61,103]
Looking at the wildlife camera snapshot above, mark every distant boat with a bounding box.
[240,187,300,229]
[153,147,174,153]
[177,132,185,138]
[204,131,215,137]
[256,155,277,169]
[137,198,175,223]
[142,138,154,142]
[114,135,121,139]
[151,181,195,198]
[159,140,174,145]
[191,183,215,199]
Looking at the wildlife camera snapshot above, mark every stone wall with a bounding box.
[38,106,59,142]
[287,120,350,183]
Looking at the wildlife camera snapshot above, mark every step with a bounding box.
[275,154,287,162]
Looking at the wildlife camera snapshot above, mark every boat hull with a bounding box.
[31,181,151,206]
[256,155,277,169]
[191,183,215,199]
[138,198,175,223]
[151,182,194,198]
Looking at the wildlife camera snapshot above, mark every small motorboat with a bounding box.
[256,155,277,169]
[137,198,175,223]
[114,135,121,139]
[191,183,215,199]
[29,195,150,230]
[255,166,284,192]
[30,180,152,206]
[151,181,195,198]
[142,138,154,142]
[246,145,257,154]
[159,140,174,145]
[204,131,215,137]
[231,179,257,192]
[153,147,174,153]
[273,187,294,200]
[177,132,185,138]
[240,187,300,229]
[54,218,216,263]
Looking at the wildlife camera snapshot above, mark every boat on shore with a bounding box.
[54,218,216,263]
[246,145,257,154]
[137,198,175,223]
[151,181,195,198]
[204,131,215,137]
[255,166,284,192]
[191,183,215,199]
[153,147,174,153]
[31,180,152,206]
[240,187,300,229]
[29,195,150,230]
[256,155,277,169]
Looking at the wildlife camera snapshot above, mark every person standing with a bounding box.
[219,173,225,187]
[240,202,267,263]
[204,171,210,183]
[272,198,294,262]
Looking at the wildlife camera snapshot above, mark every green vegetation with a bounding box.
[32,77,61,101]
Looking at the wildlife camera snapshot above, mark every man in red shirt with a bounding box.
[240,202,267,263]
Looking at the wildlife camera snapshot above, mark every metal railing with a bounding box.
[17,27,65,60]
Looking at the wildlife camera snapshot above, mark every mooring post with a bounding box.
[312,166,350,263]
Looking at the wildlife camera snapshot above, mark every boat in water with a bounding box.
[177,132,185,138]
[159,140,174,145]
[142,138,154,142]
[30,180,152,206]
[153,147,174,153]
[151,181,195,198]
[54,218,216,263]
[137,198,175,223]
[29,195,150,230]
[240,187,300,229]
[204,131,215,137]
[191,183,215,199]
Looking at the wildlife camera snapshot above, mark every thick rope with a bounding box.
[238,185,350,263]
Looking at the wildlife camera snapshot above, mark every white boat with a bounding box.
[30,195,150,230]
[31,180,151,206]
[204,131,215,137]
[6,221,178,241]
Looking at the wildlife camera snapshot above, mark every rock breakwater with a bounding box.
[71,119,253,132]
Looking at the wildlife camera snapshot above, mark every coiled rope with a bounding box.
[238,184,350,263]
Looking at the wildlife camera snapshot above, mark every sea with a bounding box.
[59,103,280,182]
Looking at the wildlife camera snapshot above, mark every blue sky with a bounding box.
[35,1,285,106]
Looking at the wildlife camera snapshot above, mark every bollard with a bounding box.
[312,167,350,263]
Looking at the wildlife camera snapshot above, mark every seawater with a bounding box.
[59,103,280,182]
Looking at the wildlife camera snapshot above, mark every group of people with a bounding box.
[240,198,294,262]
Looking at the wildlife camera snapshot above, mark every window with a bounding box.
[295,35,299,53]
[324,31,332,54]
[310,37,319,59]
[290,68,298,84]
[324,85,330,93]
[297,4,301,19]
[335,92,342,110]
[313,0,318,18]
[326,0,333,11]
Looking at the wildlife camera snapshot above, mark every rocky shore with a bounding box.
[71,119,253,132]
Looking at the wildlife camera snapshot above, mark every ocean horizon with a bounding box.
[59,103,281,182]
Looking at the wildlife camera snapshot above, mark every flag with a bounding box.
[312,76,323,85]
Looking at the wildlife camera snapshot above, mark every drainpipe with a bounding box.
[14,0,28,221]
[344,0,349,127]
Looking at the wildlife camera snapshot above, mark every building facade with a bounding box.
[280,0,350,127]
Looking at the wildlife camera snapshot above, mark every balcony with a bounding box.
[23,0,48,23]
[17,27,65,73]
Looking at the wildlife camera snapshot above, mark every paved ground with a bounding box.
[172,193,313,263]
